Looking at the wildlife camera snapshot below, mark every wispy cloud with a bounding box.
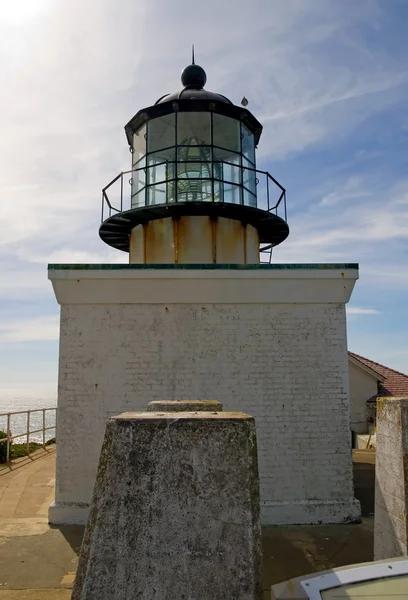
[0,316,59,342]
[260,71,408,124]
[275,179,408,262]
[347,307,382,315]
[319,176,372,207]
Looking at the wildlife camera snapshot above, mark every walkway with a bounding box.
[0,447,375,599]
[0,447,74,599]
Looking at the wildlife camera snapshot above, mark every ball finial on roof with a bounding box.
[181,63,207,89]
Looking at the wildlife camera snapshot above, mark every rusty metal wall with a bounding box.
[129,216,259,264]
[145,219,175,263]
[245,225,260,264]
[129,226,145,263]
[214,218,245,263]
[177,216,214,263]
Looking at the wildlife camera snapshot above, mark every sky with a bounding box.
[0,0,407,395]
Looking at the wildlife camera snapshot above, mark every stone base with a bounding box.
[72,411,262,600]
[261,498,361,525]
[48,502,89,525]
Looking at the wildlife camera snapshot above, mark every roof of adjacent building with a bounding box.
[349,352,408,397]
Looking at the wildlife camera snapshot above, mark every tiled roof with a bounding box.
[349,352,408,397]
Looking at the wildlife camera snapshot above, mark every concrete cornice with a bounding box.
[48,264,358,305]
[48,263,358,271]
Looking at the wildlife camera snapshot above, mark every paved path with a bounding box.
[0,447,55,537]
[0,448,74,598]
[0,447,374,599]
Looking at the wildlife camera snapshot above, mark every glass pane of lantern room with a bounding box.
[223,183,242,205]
[177,112,211,146]
[241,124,255,165]
[243,188,257,208]
[131,189,146,209]
[133,125,146,165]
[177,162,211,180]
[131,157,146,207]
[213,114,240,153]
[177,158,212,202]
[213,148,241,185]
[147,154,171,186]
[243,167,256,196]
[148,114,176,155]
[177,179,213,203]
[147,182,167,205]
[177,144,212,165]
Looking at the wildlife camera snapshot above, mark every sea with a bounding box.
[0,389,57,444]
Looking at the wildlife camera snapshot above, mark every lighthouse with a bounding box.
[48,60,360,526]
[100,59,288,264]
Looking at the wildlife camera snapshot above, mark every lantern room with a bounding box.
[99,60,289,264]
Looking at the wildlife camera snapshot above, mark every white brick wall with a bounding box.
[54,299,359,524]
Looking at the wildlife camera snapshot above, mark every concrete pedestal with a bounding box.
[72,410,262,600]
[375,397,408,559]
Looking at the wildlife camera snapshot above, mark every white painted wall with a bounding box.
[348,362,378,434]
[49,266,360,526]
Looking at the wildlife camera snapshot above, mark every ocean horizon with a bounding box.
[0,389,57,444]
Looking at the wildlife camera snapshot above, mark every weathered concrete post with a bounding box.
[375,397,408,559]
[72,402,262,599]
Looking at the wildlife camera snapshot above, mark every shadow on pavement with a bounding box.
[50,525,85,556]
[0,446,56,477]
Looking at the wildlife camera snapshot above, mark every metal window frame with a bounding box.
[138,111,257,209]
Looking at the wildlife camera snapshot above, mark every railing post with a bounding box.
[43,409,46,448]
[266,175,270,212]
[6,412,11,463]
[26,410,30,457]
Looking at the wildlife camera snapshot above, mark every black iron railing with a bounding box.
[101,161,287,263]
[102,161,286,218]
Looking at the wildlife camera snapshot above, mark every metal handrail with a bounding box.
[101,160,287,224]
[0,407,57,463]
[101,162,286,192]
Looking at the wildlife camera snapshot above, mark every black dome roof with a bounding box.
[124,60,264,147]
[155,63,232,105]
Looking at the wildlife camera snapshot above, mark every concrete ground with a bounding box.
[0,447,375,599]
